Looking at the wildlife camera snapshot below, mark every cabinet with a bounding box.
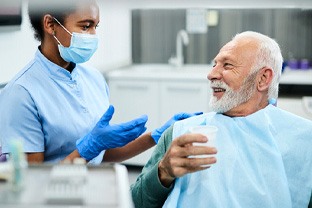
[278,97,312,121]
[106,64,211,166]
[108,80,160,166]
[278,68,312,121]
[159,81,211,124]
[108,80,160,131]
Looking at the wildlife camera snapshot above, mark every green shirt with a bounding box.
[130,126,174,208]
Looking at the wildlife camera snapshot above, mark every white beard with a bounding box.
[209,73,257,113]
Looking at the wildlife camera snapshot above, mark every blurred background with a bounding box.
[132,9,312,65]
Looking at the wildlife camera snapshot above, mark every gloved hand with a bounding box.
[76,105,148,161]
[151,112,203,143]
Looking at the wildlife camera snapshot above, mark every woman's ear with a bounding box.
[257,67,273,92]
[42,14,56,36]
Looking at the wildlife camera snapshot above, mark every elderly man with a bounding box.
[130,31,312,208]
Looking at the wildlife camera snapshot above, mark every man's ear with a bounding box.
[257,67,273,92]
[43,14,56,36]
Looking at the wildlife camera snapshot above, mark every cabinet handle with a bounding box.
[167,87,201,93]
[117,85,148,91]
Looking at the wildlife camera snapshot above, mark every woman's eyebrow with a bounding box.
[77,19,98,25]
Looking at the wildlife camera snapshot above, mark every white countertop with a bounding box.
[280,68,312,85]
[106,64,312,85]
[106,64,211,81]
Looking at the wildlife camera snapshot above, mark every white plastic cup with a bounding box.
[189,125,218,159]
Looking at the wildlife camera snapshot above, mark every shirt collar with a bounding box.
[34,48,79,82]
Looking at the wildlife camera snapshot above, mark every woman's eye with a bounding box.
[82,25,90,30]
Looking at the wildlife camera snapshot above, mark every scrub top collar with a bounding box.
[35,48,79,82]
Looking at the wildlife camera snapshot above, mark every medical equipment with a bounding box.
[0,139,27,191]
[45,164,88,205]
[0,163,133,207]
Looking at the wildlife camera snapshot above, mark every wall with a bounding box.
[132,9,312,64]
[1,0,311,84]
[128,0,312,9]
[0,1,37,85]
[0,0,132,84]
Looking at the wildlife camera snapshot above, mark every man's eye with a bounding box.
[224,63,233,68]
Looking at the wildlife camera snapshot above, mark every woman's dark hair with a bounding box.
[28,0,81,41]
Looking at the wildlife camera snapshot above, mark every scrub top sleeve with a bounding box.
[0,84,44,154]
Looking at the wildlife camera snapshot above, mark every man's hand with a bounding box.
[158,133,217,187]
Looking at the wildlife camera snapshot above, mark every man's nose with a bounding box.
[207,66,222,81]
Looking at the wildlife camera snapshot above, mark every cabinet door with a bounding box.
[108,80,160,131]
[278,97,312,121]
[160,81,211,124]
[108,80,159,166]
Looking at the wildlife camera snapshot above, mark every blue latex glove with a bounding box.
[151,112,203,143]
[76,105,148,161]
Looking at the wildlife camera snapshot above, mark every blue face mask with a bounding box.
[53,18,98,64]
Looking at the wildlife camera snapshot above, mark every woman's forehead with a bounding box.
[64,2,99,23]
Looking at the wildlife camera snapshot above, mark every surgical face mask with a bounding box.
[53,18,98,63]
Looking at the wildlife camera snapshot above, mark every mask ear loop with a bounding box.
[53,17,72,36]
[52,30,63,46]
[52,17,73,47]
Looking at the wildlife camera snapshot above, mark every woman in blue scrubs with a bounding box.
[0,0,200,164]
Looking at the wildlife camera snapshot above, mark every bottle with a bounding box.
[299,59,309,70]
[8,139,28,191]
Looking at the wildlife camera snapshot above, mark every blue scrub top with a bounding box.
[0,49,110,163]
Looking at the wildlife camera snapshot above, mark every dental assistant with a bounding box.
[0,0,200,164]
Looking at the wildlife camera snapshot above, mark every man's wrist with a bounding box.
[158,160,175,188]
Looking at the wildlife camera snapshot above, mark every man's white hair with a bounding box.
[232,31,283,99]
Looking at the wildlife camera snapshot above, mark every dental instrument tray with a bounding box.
[0,163,133,208]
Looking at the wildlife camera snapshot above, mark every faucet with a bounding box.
[168,30,189,67]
